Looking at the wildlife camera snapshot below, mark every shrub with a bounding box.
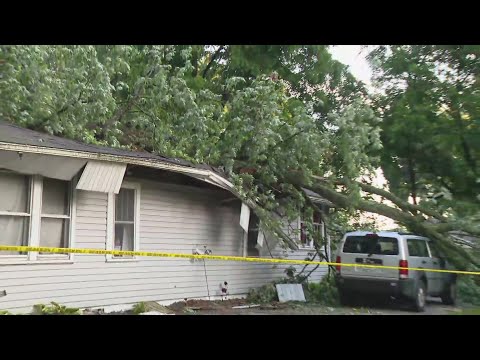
[246,283,278,303]
[133,302,147,314]
[458,276,480,306]
[33,302,82,315]
[303,276,340,306]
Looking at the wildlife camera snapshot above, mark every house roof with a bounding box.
[301,187,334,207]
[0,120,220,173]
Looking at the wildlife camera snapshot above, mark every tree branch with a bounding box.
[407,155,417,206]
[202,46,225,79]
[339,179,447,222]
[295,179,480,268]
[102,87,145,133]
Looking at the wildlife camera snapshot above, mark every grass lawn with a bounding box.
[449,308,480,315]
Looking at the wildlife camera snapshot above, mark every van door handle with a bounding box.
[433,261,438,265]
[421,260,427,264]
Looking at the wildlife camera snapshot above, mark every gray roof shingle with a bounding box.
[0,120,221,173]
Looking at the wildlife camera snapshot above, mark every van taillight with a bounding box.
[399,259,408,279]
[336,256,341,273]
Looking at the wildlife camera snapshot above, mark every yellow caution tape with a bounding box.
[0,245,479,276]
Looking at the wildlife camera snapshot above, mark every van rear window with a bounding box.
[343,236,399,255]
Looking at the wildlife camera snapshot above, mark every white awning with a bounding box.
[240,203,250,232]
[257,225,265,247]
[76,160,127,194]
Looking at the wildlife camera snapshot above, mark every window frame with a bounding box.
[246,213,260,257]
[37,177,75,260]
[106,181,141,262]
[0,172,76,264]
[0,170,33,261]
[426,240,442,259]
[298,211,323,249]
[406,238,430,258]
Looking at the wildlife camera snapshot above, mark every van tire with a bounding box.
[441,282,457,306]
[412,281,426,312]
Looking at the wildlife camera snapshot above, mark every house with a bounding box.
[0,120,329,313]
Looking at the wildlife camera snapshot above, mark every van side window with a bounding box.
[428,242,441,258]
[407,239,429,257]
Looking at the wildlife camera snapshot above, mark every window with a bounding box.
[115,188,135,254]
[343,236,399,255]
[300,211,322,248]
[107,182,140,260]
[427,241,441,258]
[407,239,429,257]
[0,172,31,255]
[40,178,70,255]
[0,171,73,261]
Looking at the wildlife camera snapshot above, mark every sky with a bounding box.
[329,45,373,88]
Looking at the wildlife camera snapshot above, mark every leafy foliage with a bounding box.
[458,276,480,306]
[132,302,146,314]
[303,277,340,306]
[32,302,82,315]
[1,45,478,267]
[368,45,480,214]
[246,283,278,303]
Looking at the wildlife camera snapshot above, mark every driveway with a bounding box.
[325,298,461,315]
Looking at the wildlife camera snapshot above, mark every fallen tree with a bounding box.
[2,45,478,270]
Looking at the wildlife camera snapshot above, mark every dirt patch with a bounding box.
[167,298,249,314]
[164,298,298,315]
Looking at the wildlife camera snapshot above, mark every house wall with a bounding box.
[0,178,327,313]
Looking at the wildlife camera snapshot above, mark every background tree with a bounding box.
[368,45,480,213]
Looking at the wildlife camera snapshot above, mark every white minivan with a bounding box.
[335,231,457,312]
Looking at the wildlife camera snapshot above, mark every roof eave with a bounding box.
[0,141,233,191]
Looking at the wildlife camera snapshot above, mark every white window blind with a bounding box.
[114,188,135,256]
[0,172,30,255]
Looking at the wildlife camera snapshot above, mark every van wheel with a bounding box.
[441,282,457,306]
[412,281,426,312]
[339,290,356,307]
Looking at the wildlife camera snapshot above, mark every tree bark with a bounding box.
[329,178,447,221]
[407,156,417,205]
[102,87,145,135]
